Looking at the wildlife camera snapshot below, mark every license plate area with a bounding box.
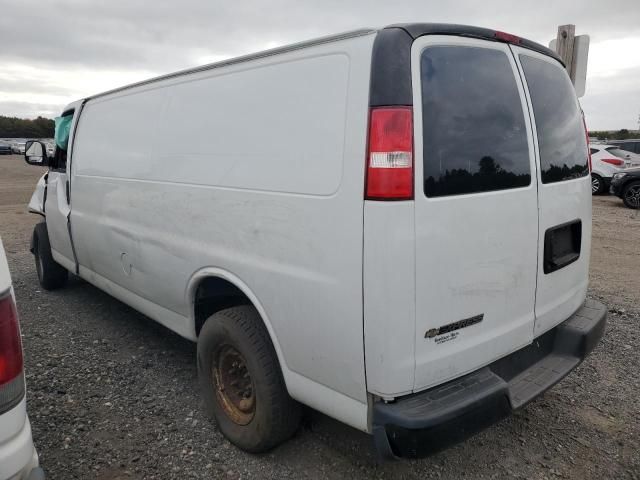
[544,220,582,274]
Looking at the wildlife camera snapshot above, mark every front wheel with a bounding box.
[622,180,640,209]
[32,223,68,290]
[197,306,301,452]
[591,174,605,195]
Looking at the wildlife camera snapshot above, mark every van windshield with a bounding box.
[519,55,589,184]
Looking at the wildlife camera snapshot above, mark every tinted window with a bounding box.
[51,110,74,171]
[590,148,599,155]
[606,147,631,159]
[520,55,588,183]
[422,46,530,197]
[625,142,639,154]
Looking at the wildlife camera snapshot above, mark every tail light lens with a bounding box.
[365,107,414,200]
[494,31,521,44]
[582,115,592,172]
[601,158,624,167]
[0,290,25,414]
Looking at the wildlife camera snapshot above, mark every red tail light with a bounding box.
[582,115,592,172]
[365,107,414,200]
[601,158,624,167]
[0,292,23,387]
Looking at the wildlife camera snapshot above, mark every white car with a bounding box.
[44,144,54,158]
[0,237,44,479]
[23,24,606,459]
[589,143,640,194]
[11,143,26,155]
[609,146,640,167]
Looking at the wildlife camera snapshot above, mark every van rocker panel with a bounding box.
[372,299,607,459]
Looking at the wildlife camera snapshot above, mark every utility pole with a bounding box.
[549,25,589,98]
[555,24,576,78]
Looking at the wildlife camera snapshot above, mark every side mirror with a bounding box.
[24,141,48,166]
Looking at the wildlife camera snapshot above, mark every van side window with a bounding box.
[51,110,74,171]
[519,55,589,184]
[421,46,531,198]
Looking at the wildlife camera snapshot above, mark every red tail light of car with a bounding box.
[0,290,25,414]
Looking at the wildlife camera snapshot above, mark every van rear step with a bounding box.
[373,299,607,459]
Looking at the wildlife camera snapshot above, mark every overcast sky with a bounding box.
[1,0,638,130]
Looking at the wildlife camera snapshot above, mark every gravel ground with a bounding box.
[1,155,638,479]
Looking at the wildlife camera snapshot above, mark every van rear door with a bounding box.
[410,36,539,391]
[512,47,591,337]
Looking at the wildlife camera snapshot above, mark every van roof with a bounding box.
[74,23,560,107]
[389,23,562,64]
[84,28,376,103]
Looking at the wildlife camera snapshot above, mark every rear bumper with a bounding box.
[610,179,625,197]
[372,299,607,459]
[0,412,41,480]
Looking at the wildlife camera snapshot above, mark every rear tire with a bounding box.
[197,305,301,452]
[33,222,68,290]
[622,180,640,209]
[591,174,604,195]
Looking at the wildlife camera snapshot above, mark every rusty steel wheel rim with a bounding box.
[212,345,255,425]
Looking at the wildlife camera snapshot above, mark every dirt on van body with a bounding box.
[1,154,638,479]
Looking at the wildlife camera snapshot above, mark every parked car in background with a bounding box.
[608,139,640,154]
[610,167,640,209]
[0,142,11,155]
[589,144,632,194]
[11,142,26,155]
[606,146,640,167]
[0,236,45,480]
[44,143,54,157]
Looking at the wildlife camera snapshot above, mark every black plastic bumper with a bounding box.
[610,179,625,197]
[373,299,607,459]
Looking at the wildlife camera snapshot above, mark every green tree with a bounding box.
[0,116,55,138]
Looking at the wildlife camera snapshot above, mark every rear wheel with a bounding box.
[33,223,68,290]
[591,174,604,195]
[622,180,640,209]
[197,305,301,452]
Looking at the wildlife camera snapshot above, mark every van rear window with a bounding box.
[421,46,531,197]
[519,55,589,184]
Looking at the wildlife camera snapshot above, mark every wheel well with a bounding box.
[194,277,251,336]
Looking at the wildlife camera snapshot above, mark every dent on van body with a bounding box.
[66,33,376,432]
[27,173,47,216]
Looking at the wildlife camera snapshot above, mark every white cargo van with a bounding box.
[24,24,606,458]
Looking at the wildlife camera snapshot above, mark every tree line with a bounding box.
[1,114,638,142]
[590,129,640,140]
[0,116,55,138]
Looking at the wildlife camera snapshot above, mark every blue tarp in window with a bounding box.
[54,115,72,151]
